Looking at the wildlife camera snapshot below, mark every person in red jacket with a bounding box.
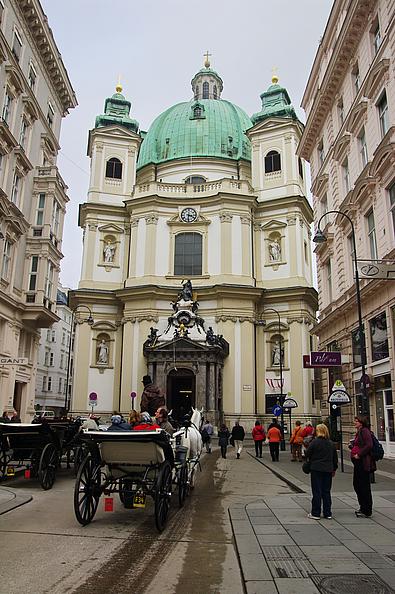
[350,415,376,517]
[252,420,266,458]
[132,411,161,431]
[267,420,282,461]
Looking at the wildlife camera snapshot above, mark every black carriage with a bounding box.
[32,418,84,473]
[74,429,189,532]
[0,423,63,489]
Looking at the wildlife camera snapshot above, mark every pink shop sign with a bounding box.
[310,352,342,367]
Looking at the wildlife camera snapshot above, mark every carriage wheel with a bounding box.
[154,461,172,532]
[188,464,196,490]
[74,455,101,526]
[73,445,86,476]
[178,464,188,507]
[39,443,59,490]
[0,450,12,480]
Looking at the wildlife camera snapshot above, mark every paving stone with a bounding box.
[264,497,303,509]
[275,577,320,594]
[376,568,395,589]
[229,508,248,520]
[246,580,278,594]
[246,501,268,510]
[268,558,303,578]
[234,533,262,555]
[254,525,287,535]
[247,508,276,517]
[355,552,395,568]
[272,509,316,524]
[309,558,373,574]
[371,496,395,508]
[322,527,357,540]
[252,516,281,525]
[346,525,395,545]
[310,574,394,594]
[239,554,272,580]
[283,524,340,546]
[260,546,291,559]
[231,520,254,535]
[343,539,375,553]
[257,533,296,546]
[300,545,357,559]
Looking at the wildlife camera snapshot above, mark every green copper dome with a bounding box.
[137,99,252,169]
[251,79,298,125]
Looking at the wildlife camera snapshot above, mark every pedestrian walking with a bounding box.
[231,421,245,459]
[201,418,214,453]
[252,420,266,458]
[301,421,315,458]
[290,420,304,461]
[218,424,230,458]
[350,415,375,518]
[305,423,338,520]
[267,419,282,461]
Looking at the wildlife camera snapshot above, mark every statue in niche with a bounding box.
[178,279,193,302]
[103,241,116,263]
[271,342,284,366]
[97,339,109,364]
[269,239,281,262]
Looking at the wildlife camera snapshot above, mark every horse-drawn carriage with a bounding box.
[0,418,82,489]
[74,408,203,532]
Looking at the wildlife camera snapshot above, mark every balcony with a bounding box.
[132,178,254,200]
[23,291,58,328]
[35,165,67,193]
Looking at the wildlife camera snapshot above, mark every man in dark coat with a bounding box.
[140,375,165,417]
[231,421,245,459]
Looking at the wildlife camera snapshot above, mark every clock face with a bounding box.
[180,207,197,223]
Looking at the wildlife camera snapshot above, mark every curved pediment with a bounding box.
[370,140,395,178]
[332,133,351,162]
[5,65,24,94]
[346,99,368,134]
[363,58,390,100]
[311,173,328,198]
[22,95,39,122]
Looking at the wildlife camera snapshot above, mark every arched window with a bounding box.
[264,151,281,173]
[213,85,217,99]
[174,232,202,276]
[202,81,209,99]
[184,176,206,184]
[105,157,122,179]
[193,106,202,118]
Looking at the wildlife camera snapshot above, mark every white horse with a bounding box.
[178,407,203,488]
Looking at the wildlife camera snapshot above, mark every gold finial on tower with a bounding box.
[271,66,279,84]
[116,74,122,94]
[204,50,212,68]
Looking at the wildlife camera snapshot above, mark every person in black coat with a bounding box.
[305,423,338,520]
[218,424,230,459]
[231,421,245,459]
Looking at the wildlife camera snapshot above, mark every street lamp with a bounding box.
[263,307,286,451]
[313,210,369,416]
[64,305,94,413]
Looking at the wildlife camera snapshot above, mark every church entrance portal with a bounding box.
[166,368,195,420]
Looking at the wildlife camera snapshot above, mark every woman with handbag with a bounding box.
[350,415,375,518]
[305,423,338,520]
[218,423,230,459]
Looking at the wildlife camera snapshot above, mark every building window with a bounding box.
[337,98,344,126]
[174,232,202,276]
[326,259,333,302]
[1,239,12,280]
[367,210,378,259]
[47,376,52,391]
[105,157,122,179]
[373,20,381,54]
[51,199,60,237]
[298,157,303,179]
[36,193,45,226]
[2,91,13,124]
[213,85,217,99]
[28,63,37,92]
[370,312,389,361]
[321,194,328,218]
[358,128,368,167]
[318,140,324,166]
[389,184,395,235]
[342,158,350,193]
[60,354,64,369]
[12,29,22,61]
[185,176,206,184]
[49,352,54,366]
[43,376,47,391]
[45,261,54,301]
[264,151,281,173]
[351,327,364,368]
[47,102,54,128]
[51,329,56,342]
[19,119,28,149]
[352,63,360,95]
[378,92,389,138]
[58,377,62,393]
[11,173,21,205]
[202,81,209,99]
[29,256,38,291]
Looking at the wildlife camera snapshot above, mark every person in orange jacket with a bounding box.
[267,419,282,461]
[290,420,304,461]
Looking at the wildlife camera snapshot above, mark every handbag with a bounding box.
[265,438,270,445]
[302,460,311,474]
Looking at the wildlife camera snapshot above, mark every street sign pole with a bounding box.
[339,409,344,473]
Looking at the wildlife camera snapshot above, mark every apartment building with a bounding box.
[0,0,76,420]
[299,0,395,454]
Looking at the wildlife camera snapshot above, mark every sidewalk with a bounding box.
[229,448,395,594]
[0,485,32,515]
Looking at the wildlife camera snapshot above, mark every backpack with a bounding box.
[200,428,210,443]
[371,432,384,461]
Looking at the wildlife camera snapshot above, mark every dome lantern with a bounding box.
[95,83,139,132]
[191,52,223,100]
[251,75,298,125]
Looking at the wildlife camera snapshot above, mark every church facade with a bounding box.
[70,59,318,429]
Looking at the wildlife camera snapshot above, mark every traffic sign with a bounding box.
[89,392,98,407]
[283,398,298,409]
[328,390,351,404]
[272,405,282,417]
[130,391,137,400]
[331,380,346,392]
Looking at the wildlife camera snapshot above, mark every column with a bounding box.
[220,213,232,275]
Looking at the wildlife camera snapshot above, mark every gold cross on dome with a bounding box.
[204,51,212,68]
[271,66,279,84]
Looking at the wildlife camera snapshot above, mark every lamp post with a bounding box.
[263,307,286,451]
[64,305,94,414]
[313,210,369,416]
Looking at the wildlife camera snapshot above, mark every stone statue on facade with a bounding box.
[146,327,160,347]
[271,342,283,366]
[178,279,193,302]
[97,339,109,364]
[269,239,281,262]
[103,241,116,263]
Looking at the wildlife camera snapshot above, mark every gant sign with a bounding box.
[310,352,341,367]
[0,357,28,365]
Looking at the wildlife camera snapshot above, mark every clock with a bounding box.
[180,207,197,223]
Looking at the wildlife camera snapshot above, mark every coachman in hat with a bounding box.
[140,375,165,417]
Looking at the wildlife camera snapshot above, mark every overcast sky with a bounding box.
[40,0,333,289]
